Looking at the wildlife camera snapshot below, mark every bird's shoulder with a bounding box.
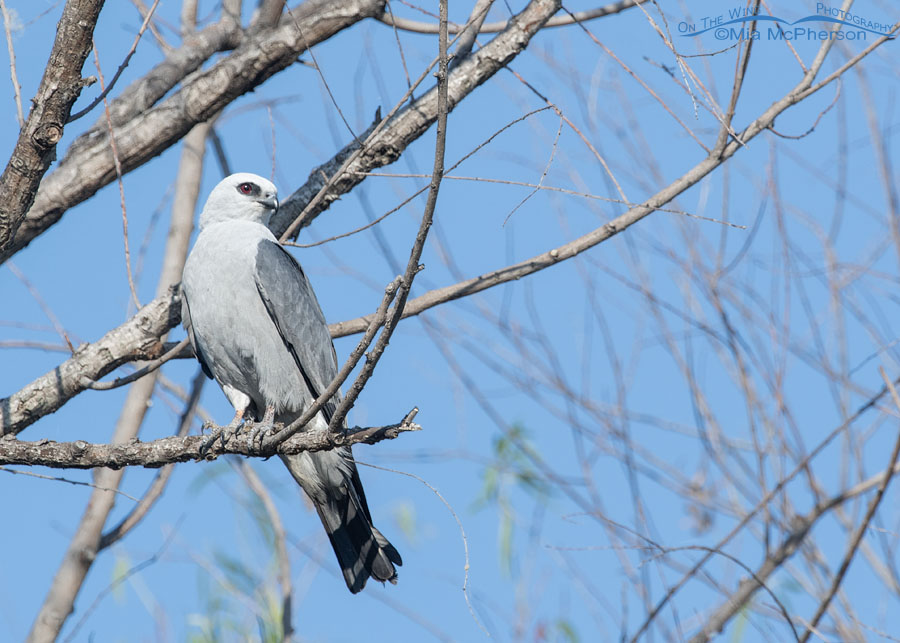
[198,220,276,247]
[187,221,275,269]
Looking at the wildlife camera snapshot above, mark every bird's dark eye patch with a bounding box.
[237,182,256,195]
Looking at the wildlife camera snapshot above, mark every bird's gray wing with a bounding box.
[181,291,213,379]
[256,240,402,592]
[253,239,341,423]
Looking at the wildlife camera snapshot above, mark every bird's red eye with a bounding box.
[238,182,253,194]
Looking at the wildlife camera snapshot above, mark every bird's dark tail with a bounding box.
[280,450,402,593]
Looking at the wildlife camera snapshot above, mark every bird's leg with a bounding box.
[247,404,275,450]
[200,406,246,456]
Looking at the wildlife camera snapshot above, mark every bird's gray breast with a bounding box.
[182,221,307,413]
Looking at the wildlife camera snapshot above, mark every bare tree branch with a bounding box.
[2,18,889,438]
[270,0,564,238]
[66,0,161,123]
[0,289,181,437]
[0,413,421,469]
[689,396,900,643]
[1,0,385,264]
[25,110,213,643]
[0,0,566,436]
[797,370,900,642]
[375,0,645,34]
[253,0,287,29]
[0,0,104,252]
[98,369,205,550]
[86,2,241,132]
[324,0,449,433]
[631,24,900,641]
[235,458,293,639]
[0,0,24,127]
[451,0,493,64]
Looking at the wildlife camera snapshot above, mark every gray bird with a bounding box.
[181,172,401,593]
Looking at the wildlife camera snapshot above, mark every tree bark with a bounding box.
[0,0,105,251]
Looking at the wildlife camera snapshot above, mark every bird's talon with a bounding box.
[250,420,275,452]
[199,427,224,457]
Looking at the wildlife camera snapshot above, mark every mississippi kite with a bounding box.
[181,173,401,593]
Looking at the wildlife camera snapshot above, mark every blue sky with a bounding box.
[1,1,899,641]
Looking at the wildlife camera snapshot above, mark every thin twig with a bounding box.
[98,369,205,550]
[503,113,562,225]
[324,0,449,433]
[358,461,488,636]
[284,107,555,249]
[277,11,481,242]
[261,277,403,450]
[81,338,190,390]
[384,0,412,92]
[67,0,161,123]
[355,173,744,227]
[63,516,184,642]
[798,369,900,642]
[635,376,900,641]
[0,0,23,127]
[0,465,140,502]
[92,42,141,310]
[284,5,359,144]
[768,78,841,140]
[376,0,645,34]
[7,261,75,352]
[235,459,294,640]
[267,104,276,182]
[132,0,172,52]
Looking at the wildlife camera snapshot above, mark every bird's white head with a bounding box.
[198,173,279,230]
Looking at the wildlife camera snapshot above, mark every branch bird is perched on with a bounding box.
[181,172,401,593]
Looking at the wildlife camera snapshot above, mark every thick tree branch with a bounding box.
[26,112,213,643]
[66,0,162,123]
[0,0,104,252]
[0,414,421,469]
[8,4,887,451]
[0,0,564,435]
[98,369,206,550]
[0,289,181,436]
[1,0,384,264]
[82,4,241,134]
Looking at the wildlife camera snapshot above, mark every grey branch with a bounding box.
[0,413,421,469]
[84,6,241,134]
[9,1,878,456]
[1,0,384,264]
[0,0,104,252]
[0,288,181,436]
[1,0,563,436]
[25,111,213,643]
[375,0,644,34]
[265,0,563,238]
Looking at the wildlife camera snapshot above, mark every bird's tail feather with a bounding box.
[312,487,402,593]
[280,451,402,593]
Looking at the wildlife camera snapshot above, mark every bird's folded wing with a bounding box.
[253,239,342,424]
